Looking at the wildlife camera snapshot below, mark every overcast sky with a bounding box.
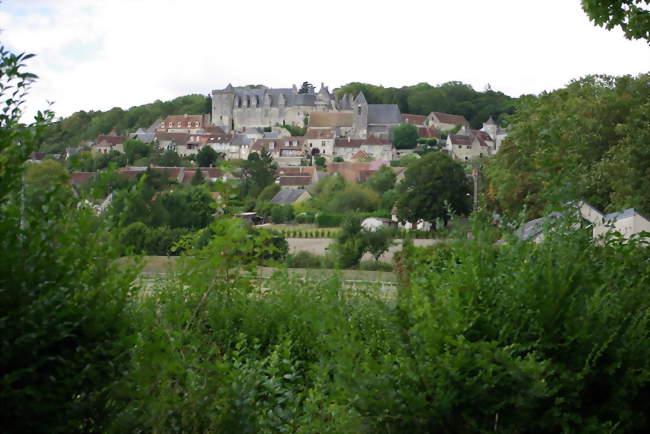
[1,0,648,120]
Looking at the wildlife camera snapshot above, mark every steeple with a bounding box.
[354,92,367,104]
[485,115,496,125]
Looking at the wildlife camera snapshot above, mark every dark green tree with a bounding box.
[333,215,365,268]
[363,226,394,262]
[191,168,205,185]
[392,123,419,149]
[366,164,396,194]
[157,149,181,167]
[197,145,218,167]
[0,46,135,432]
[395,152,471,228]
[298,81,314,94]
[581,0,650,41]
[241,150,277,199]
[123,138,150,164]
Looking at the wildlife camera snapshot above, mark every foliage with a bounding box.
[282,124,306,136]
[39,94,210,153]
[485,73,650,218]
[392,123,419,149]
[123,138,151,164]
[329,183,380,213]
[366,164,396,194]
[314,155,326,169]
[241,149,277,199]
[156,149,181,167]
[298,81,315,94]
[315,211,344,227]
[333,156,344,162]
[581,0,650,41]
[362,226,395,262]
[333,215,366,268]
[395,152,471,226]
[1,46,136,432]
[120,222,190,255]
[197,145,219,167]
[270,204,294,223]
[336,81,516,129]
[191,167,205,185]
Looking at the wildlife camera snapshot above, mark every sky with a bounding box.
[1,0,648,121]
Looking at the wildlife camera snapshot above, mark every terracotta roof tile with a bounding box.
[431,112,470,127]
[308,112,354,128]
[401,114,427,126]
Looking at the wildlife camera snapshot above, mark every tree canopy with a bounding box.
[392,123,419,149]
[581,0,650,42]
[336,81,517,128]
[485,73,650,218]
[395,152,471,226]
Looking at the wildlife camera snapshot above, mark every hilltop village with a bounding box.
[92,83,507,165]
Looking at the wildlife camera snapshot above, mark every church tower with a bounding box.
[351,92,368,139]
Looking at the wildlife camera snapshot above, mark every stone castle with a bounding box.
[210,83,401,140]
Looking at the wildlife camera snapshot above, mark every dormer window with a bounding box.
[177,122,181,128]
[168,122,172,127]
[194,121,199,127]
[187,122,191,128]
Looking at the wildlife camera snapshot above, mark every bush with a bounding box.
[315,212,343,227]
[286,251,324,268]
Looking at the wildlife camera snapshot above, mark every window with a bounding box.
[358,106,361,115]
[187,122,191,128]
[220,115,223,121]
[168,122,172,128]
[195,121,199,127]
[321,140,325,146]
[177,122,181,128]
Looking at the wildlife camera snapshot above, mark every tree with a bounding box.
[197,145,218,167]
[581,0,650,42]
[241,150,277,199]
[191,168,205,185]
[298,81,315,94]
[363,226,394,262]
[366,164,396,194]
[1,46,135,432]
[485,73,650,218]
[333,215,365,268]
[392,123,419,149]
[395,152,471,228]
[157,149,181,167]
[123,138,150,164]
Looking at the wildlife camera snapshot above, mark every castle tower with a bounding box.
[351,92,368,139]
[211,84,235,132]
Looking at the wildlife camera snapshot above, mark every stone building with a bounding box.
[211,83,337,133]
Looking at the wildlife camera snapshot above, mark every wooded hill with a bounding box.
[39,81,518,153]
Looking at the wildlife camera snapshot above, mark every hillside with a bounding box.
[39,94,211,153]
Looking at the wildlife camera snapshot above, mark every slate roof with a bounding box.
[129,131,156,143]
[231,134,252,146]
[604,208,641,222]
[278,166,315,176]
[368,104,401,124]
[271,189,310,204]
[155,132,191,144]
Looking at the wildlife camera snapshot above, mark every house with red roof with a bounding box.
[426,112,470,131]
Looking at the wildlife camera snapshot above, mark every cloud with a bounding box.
[1,0,648,121]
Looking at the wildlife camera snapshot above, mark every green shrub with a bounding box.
[315,212,343,227]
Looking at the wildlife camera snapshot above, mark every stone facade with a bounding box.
[212,83,336,133]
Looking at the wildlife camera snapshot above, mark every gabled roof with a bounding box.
[305,128,335,140]
[430,112,470,127]
[367,104,401,124]
[335,138,363,148]
[308,112,354,128]
[279,175,312,186]
[401,114,427,126]
[69,172,95,184]
[162,114,205,127]
[278,166,315,176]
[604,208,645,222]
[155,131,191,144]
[448,134,473,146]
[418,126,439,138]
[95,135,126,146]
[271,189,310,204]
[351,150,369,160]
